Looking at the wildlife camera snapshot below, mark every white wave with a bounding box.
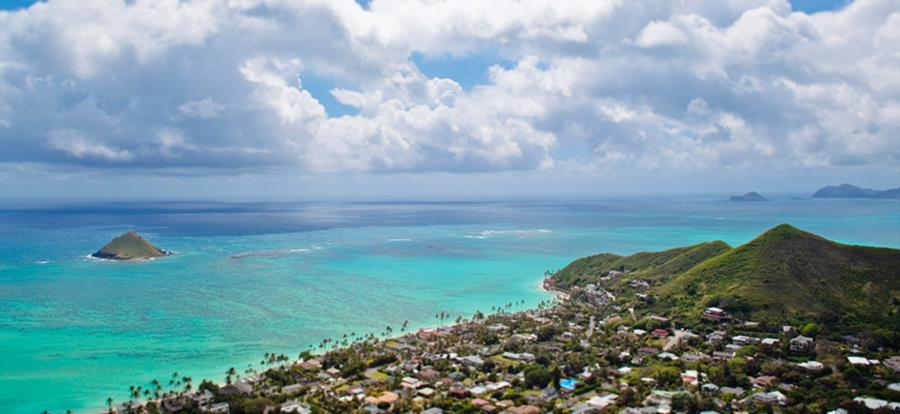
[466,229,551,239]
[232,245,322,259]
[387,238,413,242]
[84,254,111,262]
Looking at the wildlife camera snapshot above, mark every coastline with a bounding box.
[93,274,561,413]
[41,220,900,414]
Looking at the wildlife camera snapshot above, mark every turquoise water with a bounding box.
[0,197,898,413]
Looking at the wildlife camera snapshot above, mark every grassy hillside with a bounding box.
[655,224,900,331]
[551,241,731,289]
[553,224,900,333]
[93,231,168,260]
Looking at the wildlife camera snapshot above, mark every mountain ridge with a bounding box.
[812,183,900,199]
[551,224,900,333]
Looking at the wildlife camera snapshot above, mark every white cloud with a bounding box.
[635,20,689,48]
[47,129,134,162]
[155,129,196,159]
[0,0,897,179]
[240,57,326,124]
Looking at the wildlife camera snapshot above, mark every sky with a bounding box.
[0,0,898,200]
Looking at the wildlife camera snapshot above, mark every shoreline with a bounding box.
[92,275,561,413]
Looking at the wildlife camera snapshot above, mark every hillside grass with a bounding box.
[551,241,730,290]
[95,231,167,260]
[554,224,900,334]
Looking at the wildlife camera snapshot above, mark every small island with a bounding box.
[729,191,768,202]
[92,231,170,260]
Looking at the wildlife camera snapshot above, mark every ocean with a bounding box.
[0,196,898,413]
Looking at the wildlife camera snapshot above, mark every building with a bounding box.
[761,338,780,347]
[204,402,229,413]
[847,356,879,366]
[797,361,824,371]
[749,391,788,406]
[732,335,759,346]
[790,335,814,352]
[280,400,311,414]
[220,381,252,396]
[702,307,729,321]
[884,356,900,373]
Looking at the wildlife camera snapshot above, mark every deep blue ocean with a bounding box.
[0,196,898,413]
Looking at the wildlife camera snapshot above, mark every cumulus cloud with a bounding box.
[0,0,898,178]
[635,21,689,48]
[47,129,134,162]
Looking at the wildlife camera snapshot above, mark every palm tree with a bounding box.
[130,385,142,401]
[151,378,162,399]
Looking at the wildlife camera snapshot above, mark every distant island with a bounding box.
[101,224,900,414]
[729,191,768,202]
[812,183,900,199]
[91,231,170,260]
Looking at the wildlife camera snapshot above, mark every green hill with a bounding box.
[552,224,900,333]
[655,224,900,331]
[551,240,731,289]
[92,231,169,260]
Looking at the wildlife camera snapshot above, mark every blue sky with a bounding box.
[0,0,897,200]
[0,0,40,10]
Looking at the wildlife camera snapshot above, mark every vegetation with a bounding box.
[656,224,900,335]
[553,224,900,338]
[551,240,731,289]
[92,231,169,260]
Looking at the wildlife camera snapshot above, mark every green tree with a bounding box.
[524,365,553,389]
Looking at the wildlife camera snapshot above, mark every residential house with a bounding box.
[732,335,759,346]
[790,335,814,352]
[204,402,229,413]
[220,381,252,396]
[847,356,879,366]
[884,356,900,373]
[702,307,729,321]
[460,355,485,368]
[797,361,824,371]
[750,376,777,388]
[749,391,788,406]
[761,338,780,347]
